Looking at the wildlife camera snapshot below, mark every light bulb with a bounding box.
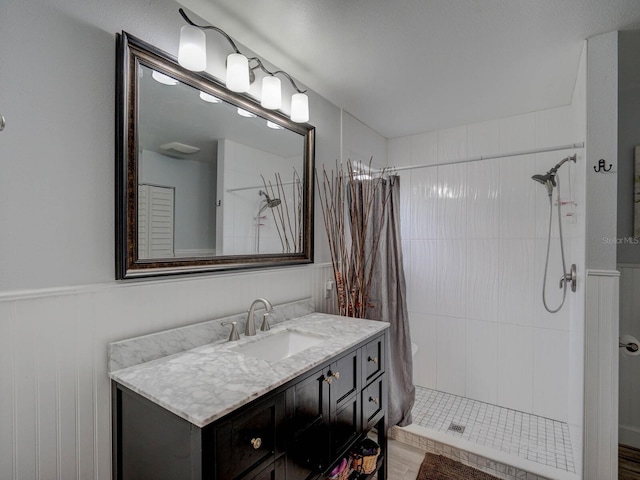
[291,93,309,123]
[267,121,282,130]
[237,108,256,118]
[178,25,206,72]
[151,70,178,86]
[261,76,281,110]
[226,53,250,92]
[199,91,221,103]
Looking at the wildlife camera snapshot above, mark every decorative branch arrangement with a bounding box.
[261,169,303,253]
[317,160,390,318]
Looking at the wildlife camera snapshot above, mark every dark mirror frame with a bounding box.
[115,32,315,279]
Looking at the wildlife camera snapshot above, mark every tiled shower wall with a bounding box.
[390,48,586,426]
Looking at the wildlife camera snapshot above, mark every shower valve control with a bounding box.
[559,264,577,293]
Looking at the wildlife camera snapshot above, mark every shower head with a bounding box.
[259,190,281,208]
[258,190,281,215]
[531,173,556,196]
[531,154,576,196]
[532,173,556,186]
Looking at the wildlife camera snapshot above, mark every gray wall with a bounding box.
[617,30,640,264]
[0,0,340,478]
[0,0,338,292]
[140,151,216,251]
[586,31,619,270]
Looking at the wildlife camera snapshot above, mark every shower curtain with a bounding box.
[352,175,415,427]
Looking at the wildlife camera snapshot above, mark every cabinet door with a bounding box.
[285,368,331,478]
[241,456,285,480]
[327,349,361,456]
[215,394,284,479]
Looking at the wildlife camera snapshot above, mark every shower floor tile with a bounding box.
[412,386,576,474]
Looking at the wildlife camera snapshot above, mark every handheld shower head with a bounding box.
[531,173,555,196]
[531,154,576,196]
[257,190,281,215]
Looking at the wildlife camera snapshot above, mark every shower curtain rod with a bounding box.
[227,180,298,193]
[379,141,585,174]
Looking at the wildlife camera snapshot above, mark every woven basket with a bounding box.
[350,447,379,475]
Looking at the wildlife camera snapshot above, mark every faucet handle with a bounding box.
[260,313,271,332]
[221,321,240,341]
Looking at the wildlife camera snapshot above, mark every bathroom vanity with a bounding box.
[109,306,389,480]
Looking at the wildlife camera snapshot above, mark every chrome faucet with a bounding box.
[245,298,273,336]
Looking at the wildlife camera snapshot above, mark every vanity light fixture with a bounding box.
[178,8,310,123]
[266,121,282,130]
[178,25,206,71]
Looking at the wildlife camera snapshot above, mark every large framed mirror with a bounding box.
[116,32,315,279]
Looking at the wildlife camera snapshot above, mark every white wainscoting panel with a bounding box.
[617,264,640,450]
[584,269,619,480]
[0,264,331,479]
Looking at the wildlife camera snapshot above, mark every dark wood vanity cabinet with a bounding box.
[112,332,387,480]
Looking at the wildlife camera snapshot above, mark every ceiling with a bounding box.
[177,0,640,139]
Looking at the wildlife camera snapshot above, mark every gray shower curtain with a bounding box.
[353,175,415,427]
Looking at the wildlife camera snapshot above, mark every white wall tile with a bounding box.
[498,324,534,413]
[437,316,466,396]
[499,112,536,154]
[399,171,412,242]
[535,106,573,149]
[409,240,439,315]
[467,119,501,158]
[410,167,438,239]
[467,158,500,239]
[409,312,438,389]
[533,238,572,331]
[466,239,500,322]
[411,131,438,166]
[436,239,467,318]
[533,329,569,421]
[466,319,498,404]
[437,163,467,238]
[499,154,537,239]
[389,137,411,167]
[438,126,468,164]
[498,239,536,326]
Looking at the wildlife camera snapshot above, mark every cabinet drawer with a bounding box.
[215,395,283,479]
[362,377,385,431]
[363,336,385,384]
[329,349,359,407]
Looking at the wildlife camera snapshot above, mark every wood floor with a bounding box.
[386,438,424,480]
[620,444,640,480]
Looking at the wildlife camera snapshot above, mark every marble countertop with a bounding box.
[109,312,388,428]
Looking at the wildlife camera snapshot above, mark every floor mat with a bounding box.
[417,452,500,480]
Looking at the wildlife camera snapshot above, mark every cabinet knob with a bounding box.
[251,437,262,449]
[368,356,378,364]
[369,396,379,405]
[324,371,340,384]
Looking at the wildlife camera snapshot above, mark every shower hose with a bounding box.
[541,175,568,313]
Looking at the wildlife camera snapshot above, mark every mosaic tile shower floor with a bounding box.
[411,386,576,473]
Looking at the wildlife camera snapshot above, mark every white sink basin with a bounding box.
[231,330,327,363]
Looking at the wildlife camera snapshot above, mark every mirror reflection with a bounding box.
[115,33,314,279]
[138,64,305,259]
